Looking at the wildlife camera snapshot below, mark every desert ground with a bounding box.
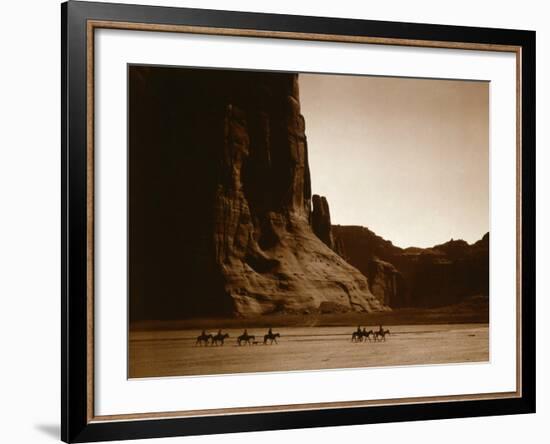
[129,322,488,378]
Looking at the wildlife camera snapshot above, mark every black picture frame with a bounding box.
[61,1,536,442]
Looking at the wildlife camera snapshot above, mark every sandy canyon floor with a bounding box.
[129,323,489,378]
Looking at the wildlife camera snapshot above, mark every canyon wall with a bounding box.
[129,67,386,320]
[332,226,489,308]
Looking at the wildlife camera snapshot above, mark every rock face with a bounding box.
[332,226,489,308]
[311,195,334,249]
[311,200,405,306]
[328,225,406,306]
[365,259,405,306]
[129,67,385,320]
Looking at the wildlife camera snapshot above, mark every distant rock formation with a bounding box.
[332,226,489,308]
[129,67,386,320]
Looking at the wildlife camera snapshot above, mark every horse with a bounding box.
[374,329,390,341]
[263,332,280,345]
[195,332,212,346]
[362,329,375,342]
[352,329,373,342]
[237,333,255,346]
[212,332,229,346]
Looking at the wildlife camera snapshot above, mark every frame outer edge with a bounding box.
[65,1,91,442]
[520,30,536,413]
[62,1,536,441]
[61,1,69,442]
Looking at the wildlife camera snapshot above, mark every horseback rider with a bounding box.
[268,327,273,336]
[201,329,206,337]
[217,329,222,336]
[243,329,248,337]
[356,325,362,334]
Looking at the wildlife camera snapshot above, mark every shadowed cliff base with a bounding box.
[130,295,488,332]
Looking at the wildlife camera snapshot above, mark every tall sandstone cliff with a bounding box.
[129,67,386,320]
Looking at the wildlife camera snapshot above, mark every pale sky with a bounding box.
[299,74,489,249]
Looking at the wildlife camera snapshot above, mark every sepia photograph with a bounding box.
[128,65,489,379]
